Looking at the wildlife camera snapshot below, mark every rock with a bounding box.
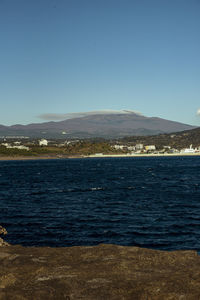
[0,238,9,247]
[0,244,200,299]
[0,226,7,236]
[0,226,9,247]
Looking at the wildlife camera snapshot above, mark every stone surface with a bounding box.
[0,243,200,299]
[0,226,7,236]
[0,226,9,247]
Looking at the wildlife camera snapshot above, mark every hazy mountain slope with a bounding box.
[0,112,196,138]
[121,127,200,149]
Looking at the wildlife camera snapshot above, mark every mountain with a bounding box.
[0,110,196,138]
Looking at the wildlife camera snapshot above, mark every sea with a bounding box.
[1,156,200,251]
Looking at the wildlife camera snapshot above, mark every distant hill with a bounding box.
[0,110,196,138]
[120,127,200,149]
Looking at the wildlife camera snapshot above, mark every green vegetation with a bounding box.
[0,146,36,157]
[0,141,121,158]
[62,141,114,155]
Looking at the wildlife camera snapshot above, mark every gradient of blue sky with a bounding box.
[0,0,199,125]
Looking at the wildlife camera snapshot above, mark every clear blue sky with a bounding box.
[0,0,199,125]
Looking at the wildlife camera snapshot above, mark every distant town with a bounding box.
[1,127,200,158]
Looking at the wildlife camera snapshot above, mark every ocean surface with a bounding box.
[1,156,200,251]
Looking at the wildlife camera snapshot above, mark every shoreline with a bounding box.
[0,152,200,161]
[0,156,61,161]
[0,155,82,161]
[88,152,200,158]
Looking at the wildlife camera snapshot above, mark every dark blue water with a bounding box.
[1,156,200,251]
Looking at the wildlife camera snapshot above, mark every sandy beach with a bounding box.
[88,152,200,158]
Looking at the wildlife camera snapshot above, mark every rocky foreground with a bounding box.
[1,227,200,299]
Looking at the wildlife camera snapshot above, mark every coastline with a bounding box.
[0,155,81,161]
[0,156,61,161]
[1,152,200,161]
[88,152,200,158]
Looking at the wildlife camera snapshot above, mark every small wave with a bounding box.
[62,187,105,193]
[90,187,104,191]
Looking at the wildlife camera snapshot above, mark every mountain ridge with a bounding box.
[0,111,196,138]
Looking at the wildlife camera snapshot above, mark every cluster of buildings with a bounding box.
[0,138,82,151]
[1,136,200,156]
[1,141,30,151]
[0,139,49,151]
[113,143,157,153]
[112,143,200,154]
[180,145,200,154]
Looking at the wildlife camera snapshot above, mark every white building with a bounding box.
[127,146,136,151]
[39,139,48,146]
[1,143,9,147]
[135,144,143,150]
[113,145,126,150]
[13,145,29,150]
[145,145,156,151]
[181,144,195,153]
[2,144,29,150]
